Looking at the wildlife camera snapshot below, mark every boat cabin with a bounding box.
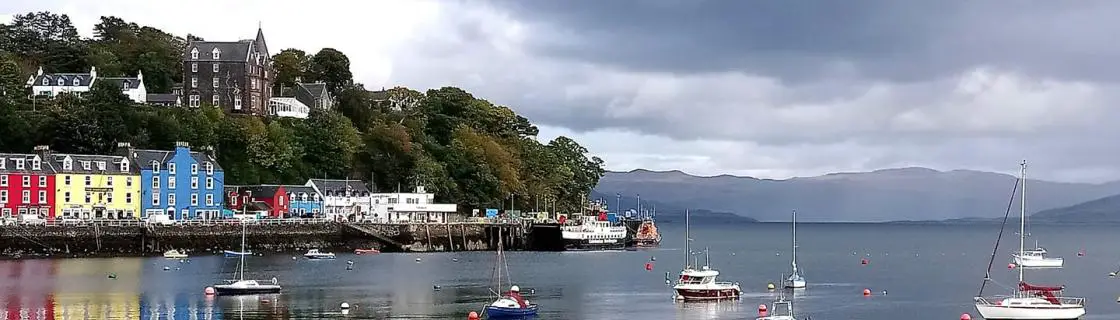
[677,268,720,285]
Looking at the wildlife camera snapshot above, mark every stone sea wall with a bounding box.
[0,222,530,258]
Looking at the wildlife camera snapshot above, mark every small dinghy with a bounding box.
[483,228,537,318]
[163,249,188,259]
[304,249,336,260]
[354,248,380,255]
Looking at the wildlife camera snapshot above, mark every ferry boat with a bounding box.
[632,217,662,247]
[561,218,627,250]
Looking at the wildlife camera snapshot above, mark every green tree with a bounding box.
[305,48,352,94]
[0,12,87,72]
[272,48,309,93]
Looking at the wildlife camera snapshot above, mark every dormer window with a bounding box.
[41,78,48,86]
[81,161,90,170]
[152,161,160,173]
[62,158,72,170]
[120,160,129,172]
[72,78,80,86]
[190,48,199,60]
[212,48,221,60]
[57,78,64,86]
[14,159,24,170]
[31,158,40,170]
[96,161,105,171]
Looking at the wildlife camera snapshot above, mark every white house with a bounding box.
[306,179,371,221]
[371,186,459,223]
[27,66,147,103]
[266,97,310,119]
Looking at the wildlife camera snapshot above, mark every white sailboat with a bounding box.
[974,160,1084,319]
[212,222,281,295]
[785,210,806,289]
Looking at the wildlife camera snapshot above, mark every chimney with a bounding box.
[33,145,51,159]
[115,142,133,157]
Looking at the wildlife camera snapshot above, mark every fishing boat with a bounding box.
[672,209,742,301]
[212,222,282,295]
[758,277,799,320]
[483,228,538,318]
[785,210,806,289]
[974,160,1085,320]
[1013,243,1064,268]
[632,217,662,248]
[303,249,336,260]
[354,248,380,255]
[163,249,188,259]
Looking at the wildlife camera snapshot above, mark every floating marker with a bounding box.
[960,313,971,320]
[1008,263,1016,269]
[758,304,768,317]
[861,258,869,265]
[434,285,441,291]
[468,311,480,320]
[767,282,775,290]
[204,287,216,295]
[863,288,871,296]
[340,302,350,310]
[645,262,653,271]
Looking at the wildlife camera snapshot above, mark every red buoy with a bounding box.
[758,304,767,317]
[1007,263,1016,269]
[861,258,869,265]
[468,311,479,320]
[960,313,972,320]
[863,288,871,296]
[645,262,653,271]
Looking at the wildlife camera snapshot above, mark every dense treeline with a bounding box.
[0,12,605,214]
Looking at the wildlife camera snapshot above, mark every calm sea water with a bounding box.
[2,222,1119,319]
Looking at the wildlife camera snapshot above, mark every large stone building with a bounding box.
[181,27,272,115]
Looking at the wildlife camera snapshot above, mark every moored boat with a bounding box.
[304,249,336,259]
[354,248,380,255]
[211,221,282,296]
[163,249,188,259]
[632,218,662,247]
[483,227,538,318]
[784,210,806,289]
[672,209,741,301]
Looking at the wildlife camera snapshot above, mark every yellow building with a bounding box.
[46,151,140,220]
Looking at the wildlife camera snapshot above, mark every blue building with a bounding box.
[124,142,225,220]
[283,185,322,218]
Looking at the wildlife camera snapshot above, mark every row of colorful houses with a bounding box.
[0,142,459,223]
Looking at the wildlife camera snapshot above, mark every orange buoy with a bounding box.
[1007,263,1016,269]
[468,311,479,320]
[645,262,653,271]
[204,287,216,295]
[758,304,768,317]
[863,288,871,296]
[960,313,971,320]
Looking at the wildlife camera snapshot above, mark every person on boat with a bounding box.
[507,285,528,308]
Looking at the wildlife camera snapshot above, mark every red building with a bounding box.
[234,185,288,218]
[0,149,57,220]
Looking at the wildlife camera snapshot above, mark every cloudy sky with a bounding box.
[4,0,1119,182]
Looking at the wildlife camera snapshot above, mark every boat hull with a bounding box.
[1013,257,1064,268]
[485,305,538,318]
[213,285,282,295]
[164,254,188,259]
[304,255,336,260]
[563,239,625,251]
[355,249,380,255]
[674,288,741,300]
[784,279,806,289]
[223,251,251,258]
[975,304,1084,319]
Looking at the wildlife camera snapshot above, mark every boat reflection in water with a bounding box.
[675,299,742,319]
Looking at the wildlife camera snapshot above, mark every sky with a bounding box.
[3,0,1120,183]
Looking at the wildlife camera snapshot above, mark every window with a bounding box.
[107,193,113,203]
[191,63,198,72]
[14,159,24,170]
[127,177,133,187]
[206,194,214,206]
[38,176,46,187]
[56,78,64,86]
[234,96,241,110]
[213,63,219,72]
[84,192,90,203]
[152,161,160,173]
[191,77,198,88]
[168,194,176,206]
[96,161,105,171]
[169,163,176,174]
[84,176,90,186]
[190,48,199,59]
[64,176,70,185]
[0,175,6,187]
[212,94,219,106]
[191,177,198,189]
[212,77,219,88]
[81,161,90,170]
[153,193,160,205]
[62,159,72,170]
[191,194,198,206]
[22,176,29,187]
[120,161,129,172]
[152,176,160,189]
[191,164,198,174]
[41,78,48,86]
[64,192,70,203]
[0,190,6,203]
[206,177,214,189]
[22,190,30,203]
[251,79,258,90]
[126,193,132,204]
[168,177,176,189]
[279,195,285,206]
[31,158,40,170]
[38,191,45,204]
[212,48,221,59]
[107,176,113,186]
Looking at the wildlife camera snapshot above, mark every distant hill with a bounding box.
[1032,193,1120,222]
[587,191,757,223]
[593,168,1120,222]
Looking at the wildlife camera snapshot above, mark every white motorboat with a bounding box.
[163,249,188,259]
[758,281,799,320]
[1013,246,1064,268]
[974,160,1085,320]
[785,210,806,289]
[303,249,336,260]
[212,222,281,296]
[672,209,742,301]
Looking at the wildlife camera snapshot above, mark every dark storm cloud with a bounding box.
[490,0,1120,83]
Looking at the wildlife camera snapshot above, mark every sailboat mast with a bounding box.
[1018,160,1026,283]
[792,210,797,273]
[240,222,246,281]
[497,227,503,293]
[684,209,690,269]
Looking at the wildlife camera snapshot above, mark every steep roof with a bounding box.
[308,179,370,195]
[129,149,223,172]
[0,153,54,174]
[33,73,93,87]
[283,185,317,195]
[99,77,142,89]
[47,153,133,175]
[184,41,252,62]
[243,185,283,198]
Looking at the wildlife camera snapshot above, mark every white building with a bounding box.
[371,186,459,224]
[266,97,310,119]
[306,179,370,221]
[26,66,147,103]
